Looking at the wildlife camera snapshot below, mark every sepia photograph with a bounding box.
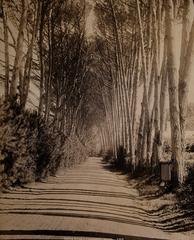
[0,0,194,239]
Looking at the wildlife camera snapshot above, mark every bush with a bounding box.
[116,145,127,170]
[62,134,88,169]
[186,143,194,153]
[0,98,37,186]
[102,149,114,162]
[176,166,194,210]
[102,147,129,171]
[0,98,87,188]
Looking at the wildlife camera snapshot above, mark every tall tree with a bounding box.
[165,0,183,183]
[10,0,28,97]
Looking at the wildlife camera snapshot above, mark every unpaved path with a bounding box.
[0,157,193,239]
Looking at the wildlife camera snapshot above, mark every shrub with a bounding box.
[62,135,88,169]
[102,149,114,162]
[186,143,194,153]
[116,145,127,170]
[0,98,38,186]
[176,166,194,210]
[0,99,87,188]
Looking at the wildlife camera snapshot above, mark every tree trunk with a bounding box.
[160,39,168,144]
[22,1,41,109]
[1,0,9,100]
[44,9,53,123]
[10,0,28,97]
[165,0,183,184]
[38,2,46,115]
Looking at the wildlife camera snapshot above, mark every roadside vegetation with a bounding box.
[96,0,194,222]
[0,98,87,188]
[1,0,194,229]
[0,0,99,189]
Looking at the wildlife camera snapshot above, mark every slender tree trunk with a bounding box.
[1,0,9,100]
[10,0,28,97]
[38,2,45,115]
[160,40,168,143]
[152,2,162,167]
[165,0,183,183]
[45,10,53,123]
[22,1,41,109]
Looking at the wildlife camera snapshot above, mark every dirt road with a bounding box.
[0,158,192,239]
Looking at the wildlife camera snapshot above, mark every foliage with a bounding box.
[116,146,127,170]
[62,135,88,169]
[0,98,87,188]
[102,146,129,172]
[0,97,36,186]
[176,166,194,211]
[102,149,114,162]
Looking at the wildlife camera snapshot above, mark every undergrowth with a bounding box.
[176,167,194,212]
[0,98,87,188]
